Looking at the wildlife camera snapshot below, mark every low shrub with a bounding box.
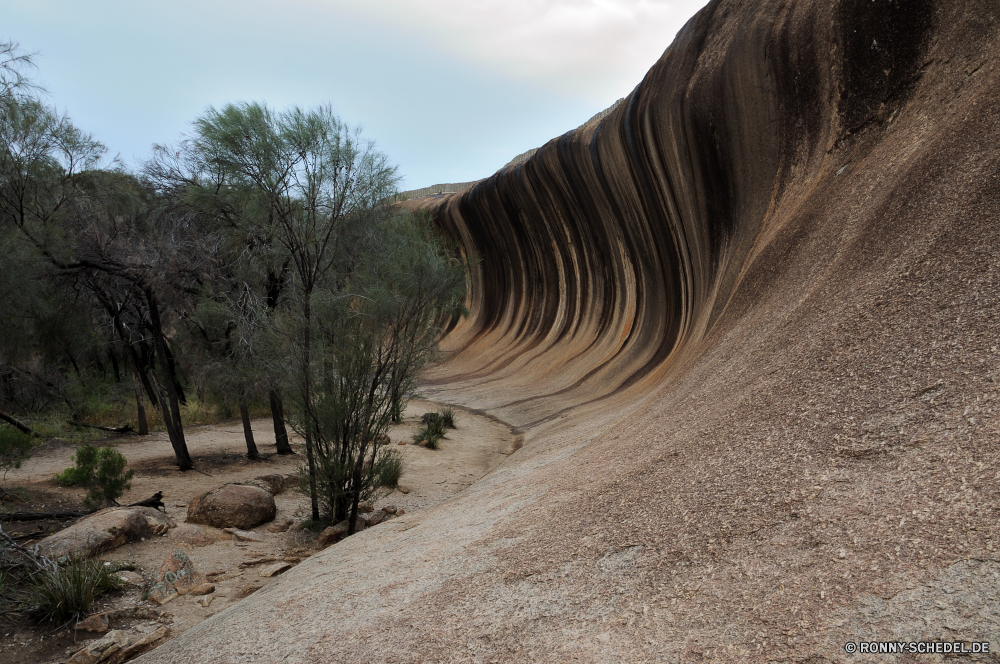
[0,424,33,494]
[55,444,134,510]
[295,517,334,532]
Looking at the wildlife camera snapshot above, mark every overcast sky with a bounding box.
[4,0,707,190]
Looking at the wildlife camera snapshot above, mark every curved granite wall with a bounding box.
[427,0,952,438]
[420,0,876,431]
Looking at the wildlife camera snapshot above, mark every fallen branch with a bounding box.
[1,509,94,522]
[0,522,57,572]
[0,410,33,435]
[126,491,164,511]
[67,421,135,434]
[1,492,165,522]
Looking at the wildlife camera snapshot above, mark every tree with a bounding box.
[0,42,202,469]
[151,102,399,520]
[182,280,273,460]
[308,211,466,531]
[45,169,210,469]
[0,42,110,430]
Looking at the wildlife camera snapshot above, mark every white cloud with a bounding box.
[331,0,709,103]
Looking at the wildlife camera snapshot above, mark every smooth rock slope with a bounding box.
[141,1,1000,661]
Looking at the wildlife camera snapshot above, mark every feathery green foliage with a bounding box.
[55,444,134,509]
[0,423,32,480]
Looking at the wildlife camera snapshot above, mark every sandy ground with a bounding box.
[1,399,518,664]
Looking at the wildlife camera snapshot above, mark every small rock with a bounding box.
[381,505,398,515]
[75,612,110,633]
[169,524,215,547]
[197,595,214,608]
[317,523,348,548]
[110,626,169,662]
[397,440,407,445]
[360,511,385,527]
[114,571,143,586]
[266,519,294,533]
[235,583,260,599]
[174,503,186,508]
[188,583,215,596]
[67,629,129,664]
[239,556,277,568]
[397,485,410,494]
[396,508,405,515]
[254,474,285,495]
[358,502,374,513]
[223,527,265,542]
[259,562,291,577]
[148,550,205,605]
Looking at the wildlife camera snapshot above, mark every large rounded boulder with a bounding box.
[186,483,275,529]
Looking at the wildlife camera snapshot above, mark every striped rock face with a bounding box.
[142,1,1000,662]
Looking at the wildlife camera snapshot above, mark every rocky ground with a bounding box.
[0,399,518,664]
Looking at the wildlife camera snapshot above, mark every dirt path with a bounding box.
[1,399,518,664]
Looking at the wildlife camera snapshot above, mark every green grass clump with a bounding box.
[28,556,122,623]
[414,408,456,450]
[414,415,446,449]
[420,408,456,430]
[439,406,456,429]
[374,448,404,488]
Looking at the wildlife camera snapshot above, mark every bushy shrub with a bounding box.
[0,424,32,498]
[0,424,33,481]
[28,556,121,623]
[55,444,134,510]
[439,406,456,429]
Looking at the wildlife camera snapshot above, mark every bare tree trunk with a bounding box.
[111,315,149,435]
[0,410,32,435]
[163,339,187,406]
[240,399,262,459]
[127,358,149,436]
[347,365,384,536]
[302,299,320,521]
[133,342,159,407]
[108,345,121,382]
[269,390,293,454]
[146,290,193,470]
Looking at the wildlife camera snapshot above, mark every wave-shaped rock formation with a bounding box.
[143,1,1000,661]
